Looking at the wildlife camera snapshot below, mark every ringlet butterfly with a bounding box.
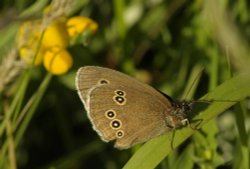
[75,66,192,149]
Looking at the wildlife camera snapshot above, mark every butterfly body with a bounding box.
[76,66,192,149]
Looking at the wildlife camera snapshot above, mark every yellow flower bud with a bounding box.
[43,46,73,75]
[42,20,69,48]
[67,16,98,38]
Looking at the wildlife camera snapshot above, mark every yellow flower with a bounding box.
[66,16,98,38]
[17,20,44,65]
[43,46,73,75]
[42,20,69,48]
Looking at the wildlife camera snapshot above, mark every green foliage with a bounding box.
[0,0,250,169]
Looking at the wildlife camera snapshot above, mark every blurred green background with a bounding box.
[0,0,250,169]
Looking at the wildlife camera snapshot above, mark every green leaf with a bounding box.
[173,144,194,169]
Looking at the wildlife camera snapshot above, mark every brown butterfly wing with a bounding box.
[75,66,169,108]
[87,84,172,149]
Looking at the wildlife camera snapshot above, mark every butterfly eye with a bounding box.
[182,102,191,112]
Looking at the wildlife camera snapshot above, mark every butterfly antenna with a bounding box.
[193,99,238,103]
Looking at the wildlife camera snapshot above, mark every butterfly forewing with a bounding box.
[76,66,169,107]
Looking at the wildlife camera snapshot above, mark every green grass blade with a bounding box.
[234,102,248,146]
[15,73,52,146]
[173,144,194,169]
[0,71,30,138]
[233,102,249,169]
[113,0,126,40]
[19,0,49,18]
[181,64,203,100]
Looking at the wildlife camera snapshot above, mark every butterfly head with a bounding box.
[173,101,193,113]
[165,100,193,129]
